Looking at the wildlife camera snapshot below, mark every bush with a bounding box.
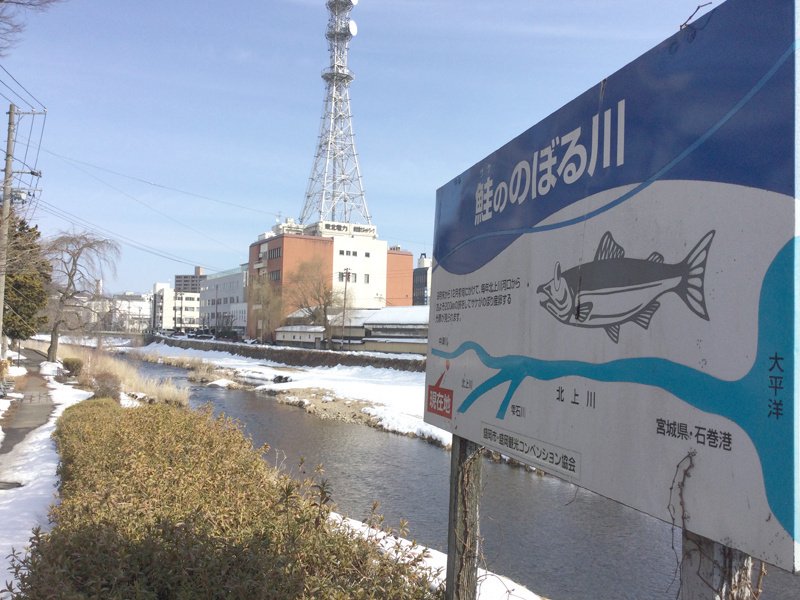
[7,401,443,599]
[61,357,83,377]
[91,371,121,401]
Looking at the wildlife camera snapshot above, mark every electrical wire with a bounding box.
[35,197,224,271]
[49,156,243,254]
[0,64,46,111]
[44,148,285,219]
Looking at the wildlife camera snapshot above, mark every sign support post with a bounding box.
[680,531,761,600]
[445,434,482,600]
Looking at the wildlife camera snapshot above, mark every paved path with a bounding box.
[0,349,53,457]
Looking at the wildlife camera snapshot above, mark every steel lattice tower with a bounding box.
[300,0,371,226]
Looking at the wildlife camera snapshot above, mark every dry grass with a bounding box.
[129,352,204,370]
[25,340,188,407]
[129,350,238,387]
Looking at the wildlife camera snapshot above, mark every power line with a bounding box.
[0,66,48,204]
[0,64,46,110]
[43,148,285,218]
[0,80,31,112]
[48,156,242,254]
[35,197,225,272]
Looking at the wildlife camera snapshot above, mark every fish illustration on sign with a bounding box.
[537,230,715,343]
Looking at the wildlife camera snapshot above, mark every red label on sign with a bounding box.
[427,385,453,419]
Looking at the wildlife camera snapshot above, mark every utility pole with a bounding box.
[0,104,16,359]
[341,268,350,350]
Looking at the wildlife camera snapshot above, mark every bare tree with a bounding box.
[286,259,342,342]
[0,0,64,55]
[247,273,283,343]
[45,231,119,361]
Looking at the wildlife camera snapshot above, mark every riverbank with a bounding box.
[124,341,451,447]
[127,342,543,467]
[147,334,426,372]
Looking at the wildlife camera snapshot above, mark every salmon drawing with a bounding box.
[537,230,715,343]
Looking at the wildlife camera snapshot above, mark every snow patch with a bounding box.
[330,513,542,600]
[208,379,236,388]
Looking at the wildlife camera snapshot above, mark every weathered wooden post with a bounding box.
[445,434,482,600]
[680,531,761,600]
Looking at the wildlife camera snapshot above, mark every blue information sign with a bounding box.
[426,0,799,571]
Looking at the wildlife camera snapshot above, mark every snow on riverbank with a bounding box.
[129,341,453,447]
[333,514,541,600]
[0,375,93,594]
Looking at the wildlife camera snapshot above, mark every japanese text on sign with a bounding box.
[656,418,733,451]
[556,385,598,410]
[427,385,453,419]
[475,99,626,226]
[434,278,521,323]
[767,352,785,420]
[482,422,581,479]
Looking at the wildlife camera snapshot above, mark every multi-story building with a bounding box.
[174,266,206,293]
[246,219,412,341]
[199,265,248,338]
[151,283,201,332]
[110,292,152,333]
[412,253,432,306]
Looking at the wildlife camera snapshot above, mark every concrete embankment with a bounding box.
[146,335,426,373]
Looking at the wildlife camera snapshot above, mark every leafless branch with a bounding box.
[681,3,713,29]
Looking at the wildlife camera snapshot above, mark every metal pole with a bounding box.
[0,104,15,360]
[445,434,482,600]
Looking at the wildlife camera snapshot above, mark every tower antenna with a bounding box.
[300,0,371,226]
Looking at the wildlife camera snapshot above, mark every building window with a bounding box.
[268,247,283,260]
[352,251,357,257]
[339,250,345,255]
[351,273,357,283]
[365,252,371,258]
[346,250,351,256]
[268,270,281,282]
[364,274,370,284]
[338,272,345,282]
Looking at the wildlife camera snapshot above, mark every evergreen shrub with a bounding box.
[61,357,83,377]
[6,400,443,599]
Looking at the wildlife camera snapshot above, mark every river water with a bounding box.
[131,359,799,600]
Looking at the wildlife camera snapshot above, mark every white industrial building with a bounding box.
[110,292,152,333]
[199,265,248,338]
[151,283,201,333]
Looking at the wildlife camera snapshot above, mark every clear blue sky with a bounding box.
[1,0,714,293]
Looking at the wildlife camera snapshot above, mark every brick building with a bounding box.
[246,219,412,341]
